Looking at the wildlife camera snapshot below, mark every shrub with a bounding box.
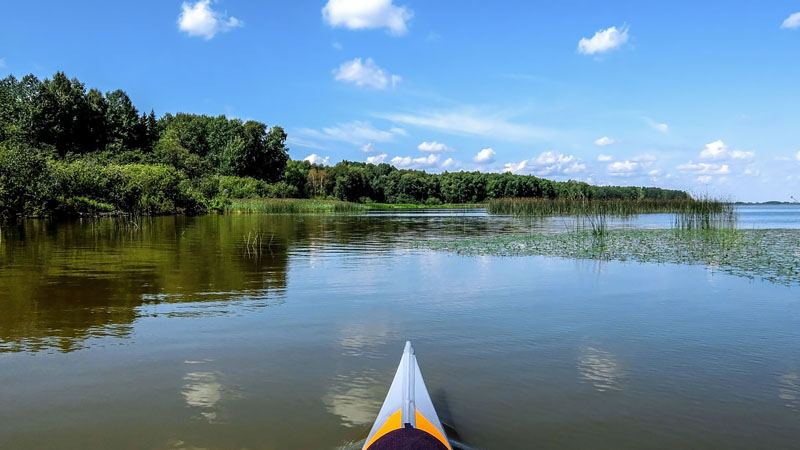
[50,159,205,215]
[0,142,57,217]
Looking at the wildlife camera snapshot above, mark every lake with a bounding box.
[1,206,799,449]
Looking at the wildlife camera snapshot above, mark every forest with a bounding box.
[0,72,689,217]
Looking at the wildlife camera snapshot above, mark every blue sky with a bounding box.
[2,1,799,201]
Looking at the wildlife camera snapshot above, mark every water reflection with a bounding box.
[778,372,799,410]
[183,371,223,422]
[577,346,624,392]
[324,372,384,428]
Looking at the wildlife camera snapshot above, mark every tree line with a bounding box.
[0,71,688,217]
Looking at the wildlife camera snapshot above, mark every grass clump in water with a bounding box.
[487,197,727,217]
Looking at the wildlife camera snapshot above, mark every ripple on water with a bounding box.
[578,346,625,392]
[778,372,799,411]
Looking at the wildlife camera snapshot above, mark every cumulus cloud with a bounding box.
[697,175,712,184]
[644,117,669,133]
[299,121,405,146]
[360,143,377,153]
[597,154,613,162]
[504,151,585,177]
[595,136,615,146]
[390,153,440,169]
[367,153,388,164]
[304,154,331,165]
[377,108,551,141]
[782,12,800,29]
[698,140,754,160]
[473,148,496,164]
[796,151,800,162]
[607,160,638,176]
[417,141,452,153]
[441,158,457,170]
[578,25,629,55]
[322,0,413,35]
[178,0,242,40]
[699,140,727,159]
[677,162,730,175]
[333,58,400,90]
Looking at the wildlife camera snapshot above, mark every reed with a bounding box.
[487,197,728,217]
[227,198,367,214]
[242,230,274,258]
[673,200,737,231]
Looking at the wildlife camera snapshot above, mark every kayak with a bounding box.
[362,342,452,450]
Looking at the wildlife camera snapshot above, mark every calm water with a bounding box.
[1,206,799,449]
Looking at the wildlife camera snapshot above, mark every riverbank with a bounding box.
[225,198,484,214]
[422,228,800,285]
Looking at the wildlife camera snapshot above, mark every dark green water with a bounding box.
[1,209,799,449]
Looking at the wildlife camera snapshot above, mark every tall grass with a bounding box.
[487,197,728,217]
[227,198,367,214]
[673,200,737,230]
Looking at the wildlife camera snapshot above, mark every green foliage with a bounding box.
[0,142,57,217]
[0,70,691,217]
[49,159,204,215]
[61,196,116,215]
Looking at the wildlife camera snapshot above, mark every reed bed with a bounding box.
[487,197,727,217]
[673,201,738,230]
[227,198,367,214]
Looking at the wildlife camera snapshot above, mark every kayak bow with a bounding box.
[362,342,452,450]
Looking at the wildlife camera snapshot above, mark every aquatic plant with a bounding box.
[487,197,727,217]
[227,198,368,214]
[422,228,800,286]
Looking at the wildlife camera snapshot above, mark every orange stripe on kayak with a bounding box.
[363,409,402,450]
[415,411,452,450]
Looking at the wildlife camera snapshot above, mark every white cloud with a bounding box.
[286,136,327,150]
[648,169,662,176]
[578,26,629,55]
[473,147,496,164]
[677,162,730,175]
[304,154,330,165]
[644,117,669,133]
[698,140,755,161]
[795,151,800,162]
[367,153,388,164]
[360,142,377,153]
[0,58,5,69]
[441,158,457,170]
[390,154,440,169]
[699,140,727,159]
[697,175,712,184]
[417,141,452,153]
[299,121,405,146]
[597,154,613,162]
[595,136,615,146]
[731,150,755,160]
[377,108,551,141]
[782,12,800,29]
[178,0,242,40]
[322,0,413,35]
[333,58,399,90]
[607,160,638,176]
[503,151,584,177]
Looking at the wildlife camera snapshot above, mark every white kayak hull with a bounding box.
[362,342,452,450]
